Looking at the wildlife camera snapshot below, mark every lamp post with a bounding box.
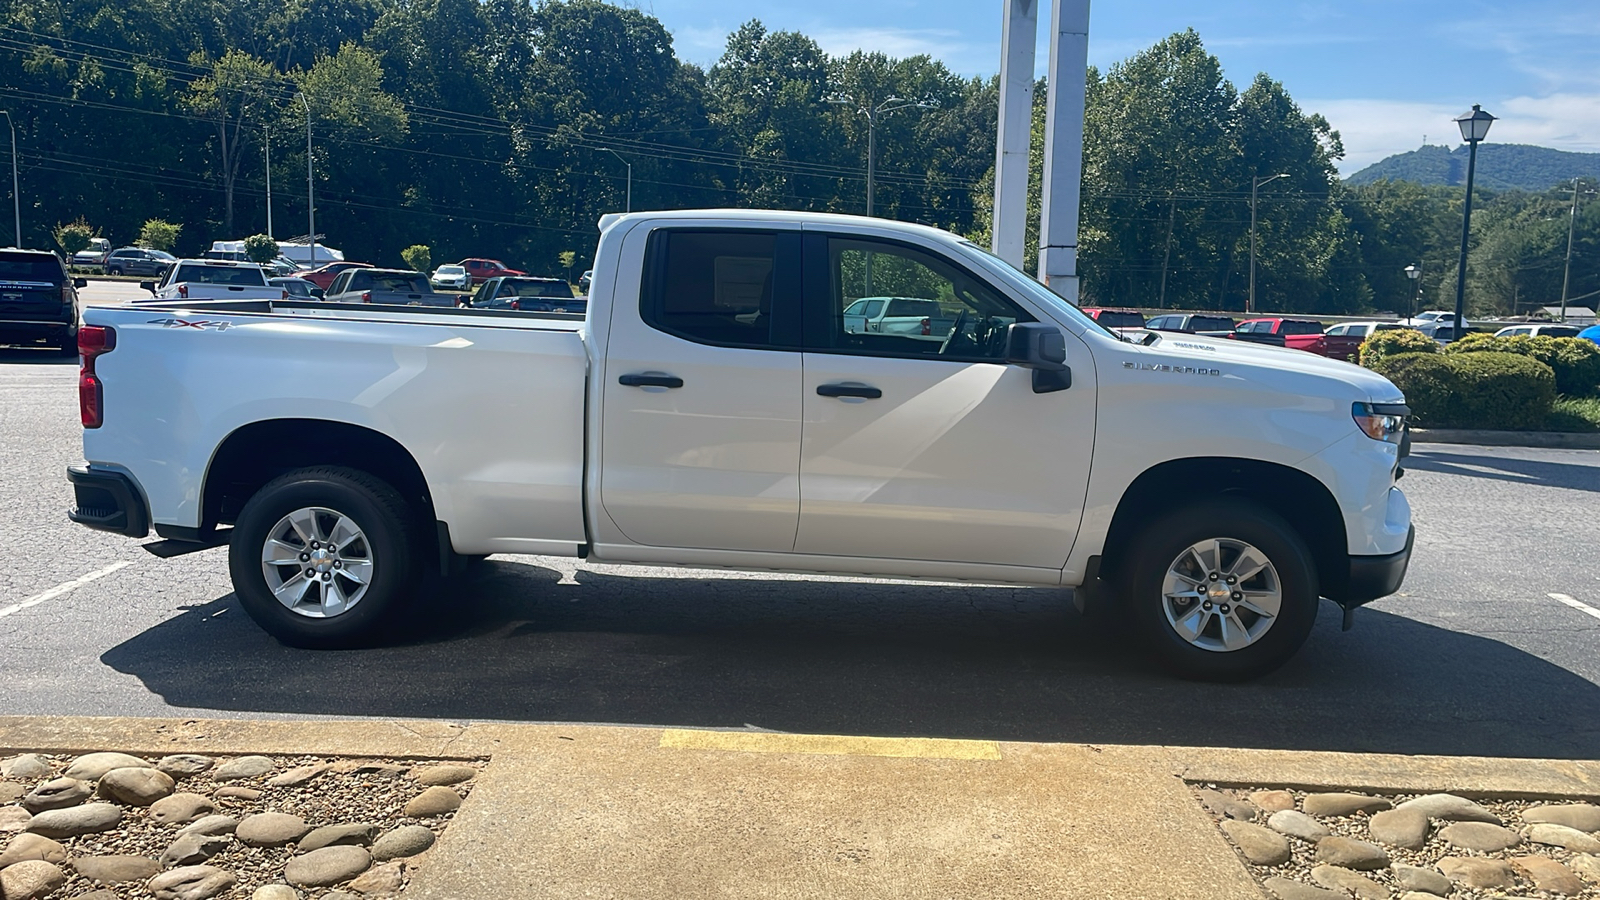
[1248,172,1288,313]
[1451,104,1495,339]
[595,147,631,212]
[827,94,940,217]
[1559,178,1596,321]
[264,126,273,239]
[1404,264,1421,322]
[0,110,19,248]
[298,93,316,267]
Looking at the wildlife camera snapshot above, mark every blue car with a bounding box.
[1580,323,1600,345]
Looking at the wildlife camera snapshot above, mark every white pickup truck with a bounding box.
[141,260,286,302]
[68,210,1414,680]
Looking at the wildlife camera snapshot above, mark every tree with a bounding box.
[401,244,431,272]
[186,50,285,237]
[138,220,182,253]
[244,234,279,264]
[558,249,576,282]
[54,219,96,256]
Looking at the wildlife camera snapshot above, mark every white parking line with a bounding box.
[1549,593,1600,623]
[0,561,133,619]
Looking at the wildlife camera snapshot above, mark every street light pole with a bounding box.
[264,126,273,239]
[1405,264,1421,322]
[1559,178,1596,321]
[596,147,631,212]
[1452,104,1495,339]
[827,94,940,218]
[1249,173,1288,314]
[0,110,19,248]
[299,94,315,267]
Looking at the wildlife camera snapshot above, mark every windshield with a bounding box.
[437,266,465,275]
[955,240,1117,339]
[501,280,573,298]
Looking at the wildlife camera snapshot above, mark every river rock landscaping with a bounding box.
[0,751,481,899]
[1194,784,1600,898]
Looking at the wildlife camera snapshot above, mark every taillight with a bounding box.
[178,284,188,298]
[281,290,289,300]
[78,325,115,429]
[361,291,372,303]
[61,283,73,307]
[921,317,931,336]
[510,300,520,310]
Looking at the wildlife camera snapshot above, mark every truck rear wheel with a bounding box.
[229,466,420,649]
[1120,499,1318,681]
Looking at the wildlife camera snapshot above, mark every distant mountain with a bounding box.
[1346,143,1600,191]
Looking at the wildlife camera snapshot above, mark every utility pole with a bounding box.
[1559,178,1596,321]
[596,147,631,212]
[264,126,273,239]
[299,94,315,266]
[0,110,19,248]
[1249,173,1288,314]
[827,94,939,218]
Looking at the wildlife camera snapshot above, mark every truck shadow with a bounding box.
[0,347,77,365]
[1406,449,1600,493]
[101,559,1600,759]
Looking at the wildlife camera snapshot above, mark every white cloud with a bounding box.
[1305,95,1600,175]
[808,26,971,63]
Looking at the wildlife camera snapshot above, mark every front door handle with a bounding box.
[817,383,882,399]
[619,372,684,389]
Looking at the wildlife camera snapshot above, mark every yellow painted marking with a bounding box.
[659,729,1001,760]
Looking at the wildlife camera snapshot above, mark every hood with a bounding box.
[1131,332,1405,404]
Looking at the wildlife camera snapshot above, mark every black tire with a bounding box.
[229,466,422,649]
[106,266,121,276]
[1118,499,1319,681]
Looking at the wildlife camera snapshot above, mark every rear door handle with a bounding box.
[817,383,882,399]
[619,372,684,389]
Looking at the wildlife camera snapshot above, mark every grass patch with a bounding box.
[1545,395,1600,432]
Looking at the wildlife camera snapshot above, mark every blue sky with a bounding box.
[638,0,1600,174]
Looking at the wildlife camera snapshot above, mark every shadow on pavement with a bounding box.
[0,347,76,365]
[1407,449,1600,493]
[102,559,1600,759]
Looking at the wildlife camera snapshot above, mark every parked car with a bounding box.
[1145,313,1237,336]
[430,264,470,291]
[71,238,112,270]
[578,269,593,294]
[300,261,372,290]
[0,247,85,355]
[1228,318,1362,360]
[325,268,453,307]
[1402,310,1455,327]
[67,208,1415,681]
[1325,322,1415,340]
[1492,324,1583,338]
[269,276,324,301]
[1081,308,1146,329]
[460,258,525,285]
[141,260,285,302]
[842,296,958,341]
[1418,320,1477,343]
[468,276,585,312]
[104,247,176,278]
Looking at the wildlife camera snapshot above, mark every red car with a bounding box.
[300,261,372,291]
[460,258,525,285]
[1230,317,1362,360]
[1080,307,1146,329]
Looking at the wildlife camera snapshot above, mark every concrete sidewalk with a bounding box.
[5,716,1600,899]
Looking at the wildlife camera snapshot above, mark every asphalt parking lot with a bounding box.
[3,343,1598,759]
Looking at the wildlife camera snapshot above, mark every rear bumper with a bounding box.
[67,465,149,538]
[1334,524,1414,609]
[0,319,73,342]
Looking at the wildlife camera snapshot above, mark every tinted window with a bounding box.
[1191,316,1234,331]
[0,252,64,283]
[172,264,266,286]
[367,273,429,292]
[1096,311,1145,328]
[644,230,782,348]
[1544,326,1581,338]
[501,280,572,299]
[1281,320,1323,335]
[822,236,1032,360]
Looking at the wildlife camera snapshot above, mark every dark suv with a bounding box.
[104,247,176,277]
[1145,313,1237,336]
[0,248,84,355]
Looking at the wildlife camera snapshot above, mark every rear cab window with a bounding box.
[642,230,799,349]
[0,252,66,285]
[172,264,267,286]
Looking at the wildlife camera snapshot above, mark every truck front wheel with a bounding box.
[229,467,420,649]
[1120,500,1319,681]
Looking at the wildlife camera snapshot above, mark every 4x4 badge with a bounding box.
[147,318,233,331]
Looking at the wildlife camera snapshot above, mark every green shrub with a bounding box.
[53,219,96,256]
[138,219,182,253]
[1370,350,1555,430]
[1445,334,1600,396]
[400,244,431,273]
[1369,353,1457,426]
[1358,328,1437,368]
[243,234,279,265]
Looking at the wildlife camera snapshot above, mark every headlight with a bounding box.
[1353,402,1409,443]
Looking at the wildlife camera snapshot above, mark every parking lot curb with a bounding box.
[1411,428,1600,450]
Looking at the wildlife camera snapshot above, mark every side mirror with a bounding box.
[1005,322,1071,393]
[138,281,156,293]
[72,278,88,288]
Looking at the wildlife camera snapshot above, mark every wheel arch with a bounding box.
[1099,457,1348,600]
[202,419,436,539]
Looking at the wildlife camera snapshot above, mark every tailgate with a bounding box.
[0,280,64,319]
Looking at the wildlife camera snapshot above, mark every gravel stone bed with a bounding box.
[1,751,483,899]
[1192,783,1600,899]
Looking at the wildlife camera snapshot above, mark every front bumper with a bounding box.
[67,465,149,537]
[1334,524,1414,608]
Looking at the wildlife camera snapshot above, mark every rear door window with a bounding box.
[641,230,800,349]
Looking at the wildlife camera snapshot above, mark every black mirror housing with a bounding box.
[1005,322,1071,393]
[72,278,88,288]
[138,281,156,293]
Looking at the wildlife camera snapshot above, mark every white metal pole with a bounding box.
[1037,0,1090,299]
[1,111,19,248]
[866,109,876,218]
[1249,177,1259,314]
[264,127,273,239]
[992,0,1037,267]
[301,94,315,267]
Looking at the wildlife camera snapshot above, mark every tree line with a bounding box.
[1,0,1594,315]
